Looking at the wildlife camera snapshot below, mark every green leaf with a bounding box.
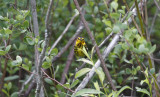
[149,44,156,54]
[44,78,54,85]
[118,9,125,14]
[110,13,120,19]
[126,68,131,74]
[46,56,51,63]
[19,43,27,50]
[126,11,133,19]
[82,46,90,59]
[94,6,98,14]
[21,29,27,33]
[50,48,58,56]
[4,75,19,81]
[0,16,9,21]
[102,19,112,27]
[84,6,92,13]
[71,79,79,88]
[124,59,132,64]
[11,60,18,66]
[105,27,112,34]
[23,20,29,28]
[7,82,12,90]
[136,66,141,71]
[2,89,9,97]
[75,68,91,78]
[42,62,51,69]
[5,45,11,52]
[138,44,149,54]
[22,64,29,71]
[26,38,34,45]
[63,83,70,88]
[91,46,95,60]
[54,65,59,76]
[113,25,120,33]
[0,72,2,78]
[73,88,103,97]
[136,87,150,96]
[95,67,105,85]
[16,55,22,64]
[77,58,93,65]
[111,1,118,11]
[4,28,12,34]
[150,68,155,74]
[0,50,7,55]
[16,14,24,20]
[116,86,132,96]
[94,81,100,91]
[22,10,30,18]
[11,92,19,97]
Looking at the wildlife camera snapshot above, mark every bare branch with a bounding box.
[149,9,159,37]
[41,68,75,93]
[19,71,35,96]
[45,0,54,28]
[154,0,160,11]
[60,45,75,84]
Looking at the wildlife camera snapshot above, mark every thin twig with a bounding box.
[60,45,75,84]
[154,0,160,11]
[45,0,54,28]
[98,32,113,48]
[41,68,75,93]
[149,9,159,38]
[19,71,35,96]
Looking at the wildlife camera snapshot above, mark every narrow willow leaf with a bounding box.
[95,67,105,85]
[71,79,79,88]
[116,86,132,96]
[136,87,150,96]
[77,58,93,65]
[73,88,103,97]
[94,81,100,91]
[75,68,91,78]
[91,45,95,60]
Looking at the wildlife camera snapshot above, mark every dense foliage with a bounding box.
[0,0,160,97]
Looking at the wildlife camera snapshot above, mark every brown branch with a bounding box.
[73,0,116,91]
[41,68,75,93]
[24,79,36,97]
[60,45,75,84]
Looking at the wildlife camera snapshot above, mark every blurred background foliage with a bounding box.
[0,0,160,96]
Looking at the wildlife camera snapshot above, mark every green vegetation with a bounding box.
[0,0,160,97]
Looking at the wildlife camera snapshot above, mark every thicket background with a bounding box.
[0,0,160,97]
